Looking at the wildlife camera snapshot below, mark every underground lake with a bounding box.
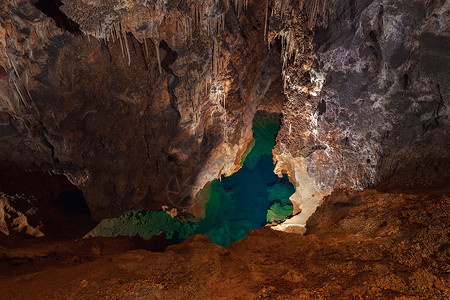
[85,111,295,246]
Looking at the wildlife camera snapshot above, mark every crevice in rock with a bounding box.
[159,40,181,122]
[159,40,178,74]
[317,99,326,115]
[34,0,81,34]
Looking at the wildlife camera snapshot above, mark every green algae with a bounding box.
[85,210,197,240]
[266,202,294,222]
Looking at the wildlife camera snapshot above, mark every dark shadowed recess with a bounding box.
[0,162,97,240]
[33,0,81,34]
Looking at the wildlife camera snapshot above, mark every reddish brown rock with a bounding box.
[0,189,448,299]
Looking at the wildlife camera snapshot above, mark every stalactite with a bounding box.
[6,54,19,77]
[212,38,217,76]
[143,33,149,58]
[13,81,26,108]
[193,5,196,28]
[307,0,323,30]
[222,14,225,31]
[155,39,162,74]
[264,0,269,41]
[111,25,116,42]
[216,15,220,34]
[108,29,113,43]
[117,24,125,58]
[200,5,204,29]
[298,0,305,11]
[24,72,33,103]
[122,26,131,66]
[320,0,329,28]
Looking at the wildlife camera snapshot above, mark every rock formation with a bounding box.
[0,0,448,230]
[273,0,450,229]
[1,0,286,220]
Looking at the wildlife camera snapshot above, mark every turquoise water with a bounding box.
[85,111,295,246]
[194,111,295,246]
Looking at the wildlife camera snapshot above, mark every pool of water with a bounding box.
[194,111,295,246]
[85,111,295,247]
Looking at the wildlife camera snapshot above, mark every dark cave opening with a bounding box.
[34,0,81,34]
[46,188,98,240]
[274,36,283,54]
[49,189,91,218]
[0,163,97,240]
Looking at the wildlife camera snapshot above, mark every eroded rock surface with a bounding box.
[273,0,450,228]
[0,0,285,219]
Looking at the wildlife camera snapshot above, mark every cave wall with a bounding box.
[0,0,448,227]
[0,0,283,219]
[273,0,449,229]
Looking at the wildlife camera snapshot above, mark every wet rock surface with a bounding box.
[0,189,448,299]
[273,0,450,226]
